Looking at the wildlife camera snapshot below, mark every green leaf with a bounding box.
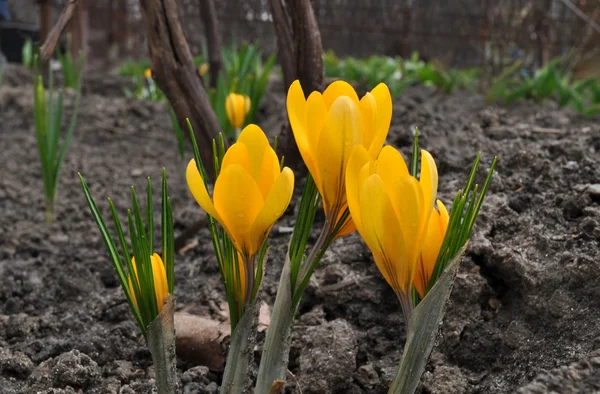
[388,252,463,394]
[79,174,146,337]
[146,295,178,394]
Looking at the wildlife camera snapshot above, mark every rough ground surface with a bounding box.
[1,65,599,394]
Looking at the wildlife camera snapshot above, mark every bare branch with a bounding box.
[39,0,79,61]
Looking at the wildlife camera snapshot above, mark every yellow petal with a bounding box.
[256,147,281,199]
[186,159,221,222]
[287,81,307,151]
[213,164,264,254]
[358,174,406,296]
[244,95,251,114]
[366,83,392,158]
[323,80,360,109]
[359,92,377,149]
[236,124,270,182]
[333,204,356,238]
[345,145,372,235]
[419,149,439,231]
[128,274,138,311]
[249,167,295,253]
[150,253,169,312]
[375,145,409,187]
[225,94,238,128]
[438,199,450,229]
[384,174,424,292]
[316,96,363,211]
[415,200,449,298]
[304,92,327,181]
[221,142,251,174]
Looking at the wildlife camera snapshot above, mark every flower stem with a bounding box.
[221,300,259,394]
[45,196,56,223]
[147,295,178,394]
[255,219,335,393]
[254,257,294,394]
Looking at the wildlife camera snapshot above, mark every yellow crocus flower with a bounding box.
[225,93,251,129]
[144,68,152,79]
[345,144,438,305]
[414,200,450,298]
[286,80,392,237]
[186,124,294,258]
[128,253,169,313]
[198,62,209,77]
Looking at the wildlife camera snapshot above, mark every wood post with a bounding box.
[70,0,87,57]
[39,0,52,67]
[199,0,223,89]
[138,0,223,177]
[269,0,324,171]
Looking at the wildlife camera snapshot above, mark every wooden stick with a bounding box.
[559,0,600,34]
[40,0,79,61]
[198,0,223,89]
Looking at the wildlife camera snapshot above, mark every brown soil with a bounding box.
[1,65,600,394]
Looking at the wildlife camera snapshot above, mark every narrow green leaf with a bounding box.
[79,174,146,336]
[410,128,420,178]
[147,177,154,254]
[388,252,463,394]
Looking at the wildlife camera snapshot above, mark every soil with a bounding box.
[1,64,600,394]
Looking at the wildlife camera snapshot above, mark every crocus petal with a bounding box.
[237,124,270,181]
[249,167,295,253]
[419,149,439,230]
[438,199,450,228]
[287,81,307,151]
[359,92,377,149]
[323,80,360,109]
[221,143,251,174]
[385,175,424,291]
[346,145,372,235]
[375,145,409,187]
[316,96,363,210]
[213,164,264,254]
[366,83,392,158]
[244,96,251,114]
[305,91,327,157]
[150,253,168,311]
[332,203,356,238]
[256,147,281,199]
[358,174,407,296]
[186,159,221,222]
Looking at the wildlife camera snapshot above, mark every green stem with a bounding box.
[45,196,56,223]
[255,219,334,394]
[254,257,294,394]
[147,295,178,394]
[221,300,259,394]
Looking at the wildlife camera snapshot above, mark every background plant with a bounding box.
[487,58,600,116]
[22,38,36,69]
[79,169,177,394]
[323,50,479,97]
[33,60,83,222]
[118,41,275,141]
[56,34,85,90]
[208,40,276,139]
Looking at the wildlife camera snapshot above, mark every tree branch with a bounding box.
[138,0,223,178]
[40,0,79,61]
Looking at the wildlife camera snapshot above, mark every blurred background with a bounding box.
[1,0,598,78]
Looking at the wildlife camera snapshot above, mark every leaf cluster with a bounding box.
[33,56,83,221]
[487,58,600,116]
[79,170,174,339]
[323,50,479,97]
[207,40,277,139]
